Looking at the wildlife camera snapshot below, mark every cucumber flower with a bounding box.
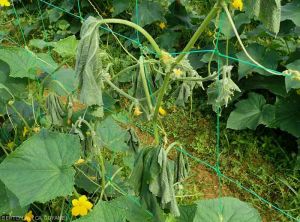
[159,107,167,116]
[0,0,10,7]
[23,211,34,222]
[232,0,243,11]
[72,195,93,217]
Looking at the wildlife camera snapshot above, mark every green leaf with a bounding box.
[239,75,287,97]
[48,68,77,96]
[285,60,300,92]
[0,130,80,206]
[29,39,51,50]
[0,47,57,79]
[53,35,78,58]
[0,180,23,216]
[236,44,280,79]
[274,93,300,137]
[178,197,261,222]
[287,59,300,70]
[132,1,165,27]
[75,164,99,194]
[244,0,281,33]
[112,0,130,17]
[74,196,152,222]
[227,93,275,130]
[0,60,27,116]
[96,116,129,152]
[281,1,300,27]
[220,13,251,39]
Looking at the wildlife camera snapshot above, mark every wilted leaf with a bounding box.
[0,130,80,206]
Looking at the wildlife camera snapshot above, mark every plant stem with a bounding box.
[104,77,138,103]
[222,2,279,75]
[139,56,153,112]
[96,19,161,57]
[152,2,222,143]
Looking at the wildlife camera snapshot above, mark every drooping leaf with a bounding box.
[274,93,300,137]
[236,44,281,79]
[0,130,80,206]
[132,1,165,27]
[227,93,275,130]
[244,0,281,33]
[0,47,57,79]
[96,116,129,152]
[178,197,261,222]
[130,146,179,220]
[74,196,153,222]
[281,1,300,27]
[75,17,104,117]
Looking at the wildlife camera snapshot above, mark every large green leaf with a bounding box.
[96,116,129,152]
[274,94,300,137]
[0,130,80,206]
[236,44,280,79]
[74,196,152,222]
[227,93,275,130]
[244,0,281,33]
[132,1,165,27]
[281,1,300,27]
[178,197,261,222]
[0,47,57,79]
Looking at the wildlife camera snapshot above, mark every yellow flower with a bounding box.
[232,0,243,11]
[173,68,183,77]
[158,22,166,30]
[23,127,29,138]
[32,126,40,133]
[133,106,143,116]
[7,141,15,150]
[23,211,34,222]
[72,195,93,217]
[207,30,213,37]
[0,0,10,7]
[159,107,167,116]
[161,51,172,64]
[75,158,85,165]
